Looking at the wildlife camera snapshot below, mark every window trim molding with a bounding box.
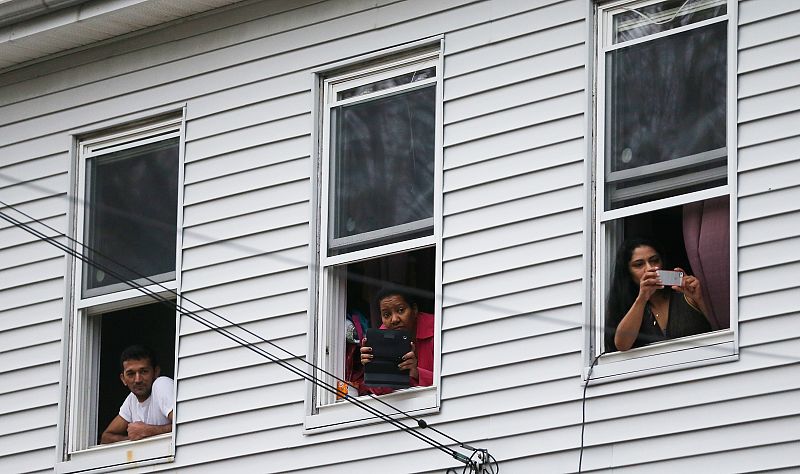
[584,0,739,382]
[57,106,187,471]
[305,38,445,432]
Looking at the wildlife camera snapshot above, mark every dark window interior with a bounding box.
[96,301,176,445]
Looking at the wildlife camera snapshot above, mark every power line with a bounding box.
[0,200,493,472]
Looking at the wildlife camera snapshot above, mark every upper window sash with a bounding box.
[75,119,181,301]
[597,0,729,215]
[320,55,439,261]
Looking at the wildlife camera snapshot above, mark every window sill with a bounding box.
[56,434,173,474]
[586,329,737,384]
[304,386,438,434]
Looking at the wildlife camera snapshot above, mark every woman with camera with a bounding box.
[605,238,712,352]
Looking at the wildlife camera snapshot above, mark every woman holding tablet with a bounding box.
[359,286,434,394]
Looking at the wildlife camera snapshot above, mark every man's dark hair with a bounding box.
[119,344,159,371]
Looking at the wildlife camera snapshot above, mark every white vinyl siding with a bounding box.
[0,0,798,472]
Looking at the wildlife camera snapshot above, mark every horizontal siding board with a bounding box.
[0,320,62,353]
[444,328,579,376]
[177,380,304,423]
[182,224,309,270]
[738,312,799,347]
[444,65,584,125]
[444,114,584,170]
[738,85,800,124]
[0,384,59,417]
[0,257,65,293]
[181,245,308,292]
[443,185,582,241]
[739,261,800,297]
[739,211,800,247]
[0,362,60,397]
[0,299,63,333]
[442,280,583,330]
[0,240,64,272]
[0,174,67,207]
[0,341,62,374]
[444,161,583,216]
[739,109,800,148]
[444,44,585,103]
[738,7,800,50]
[0,279,64,313]
[443,0,583,57]
[182,201,309,248]
[185,91,310,142]
[443,257,583,307]
[740,287,798,321]
[739,35,800,75]
[444,91,584,147]
[0,426,56,458]
[178,355,304,400]
[444,18,584,79]
[0,405,58,437]
[179,334,306,381]
[183,157,309,206]
[738,158,800,197]
[738,185,800,222]
[179,290,308,337]
[738,133,800,172]
[443,138,583,192]
[182,179,309,228]
[739,236,800,272]
[184,114,310,164]
[738,0,800,26]
[183,135,309,185]
[0,447,55,474]
[179,312,304,358]
[0,154,66,187]
[442,304,581,353]
[738,60,800,99]
[176,403,304,446]
[443,232,582,285]
[443,208,583,261]
[179,267,308,309]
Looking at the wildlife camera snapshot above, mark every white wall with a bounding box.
[0,0,797,472]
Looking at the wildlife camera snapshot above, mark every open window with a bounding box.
[59,116,182,472]
[591,0,735,380]
[309,48,442,430]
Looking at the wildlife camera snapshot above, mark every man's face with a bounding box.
[120,358,160,402]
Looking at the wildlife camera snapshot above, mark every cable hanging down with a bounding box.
[0,199,497,473]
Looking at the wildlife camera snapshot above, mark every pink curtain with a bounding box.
[682,197,730,330]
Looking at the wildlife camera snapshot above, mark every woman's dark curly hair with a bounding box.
[605,237,669,352]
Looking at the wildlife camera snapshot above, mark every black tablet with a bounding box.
[363,328,412,388]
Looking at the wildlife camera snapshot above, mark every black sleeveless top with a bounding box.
[631,291,712,349]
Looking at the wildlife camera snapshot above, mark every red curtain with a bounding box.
[682,196,730,330]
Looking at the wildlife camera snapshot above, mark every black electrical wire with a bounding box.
[578,351,605,473]
[0,201,484,467]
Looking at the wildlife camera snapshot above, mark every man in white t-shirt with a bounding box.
[100,345,174,444]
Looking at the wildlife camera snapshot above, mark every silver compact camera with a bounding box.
[657,269,684,286]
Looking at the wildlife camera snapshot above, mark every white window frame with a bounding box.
[586,0,738,383]
[306,44,444,432]
[57,113,185,472]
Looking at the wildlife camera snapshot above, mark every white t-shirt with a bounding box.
[119,376,174,425]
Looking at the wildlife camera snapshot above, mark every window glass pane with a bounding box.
[84,138,179,292]
[603,198,729,352]
[612,0,726,44]
[96,302,175,446]
[605,21,726,210]
[338,66,435,100]
[330,85,435,255]
[340,247,435,398]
